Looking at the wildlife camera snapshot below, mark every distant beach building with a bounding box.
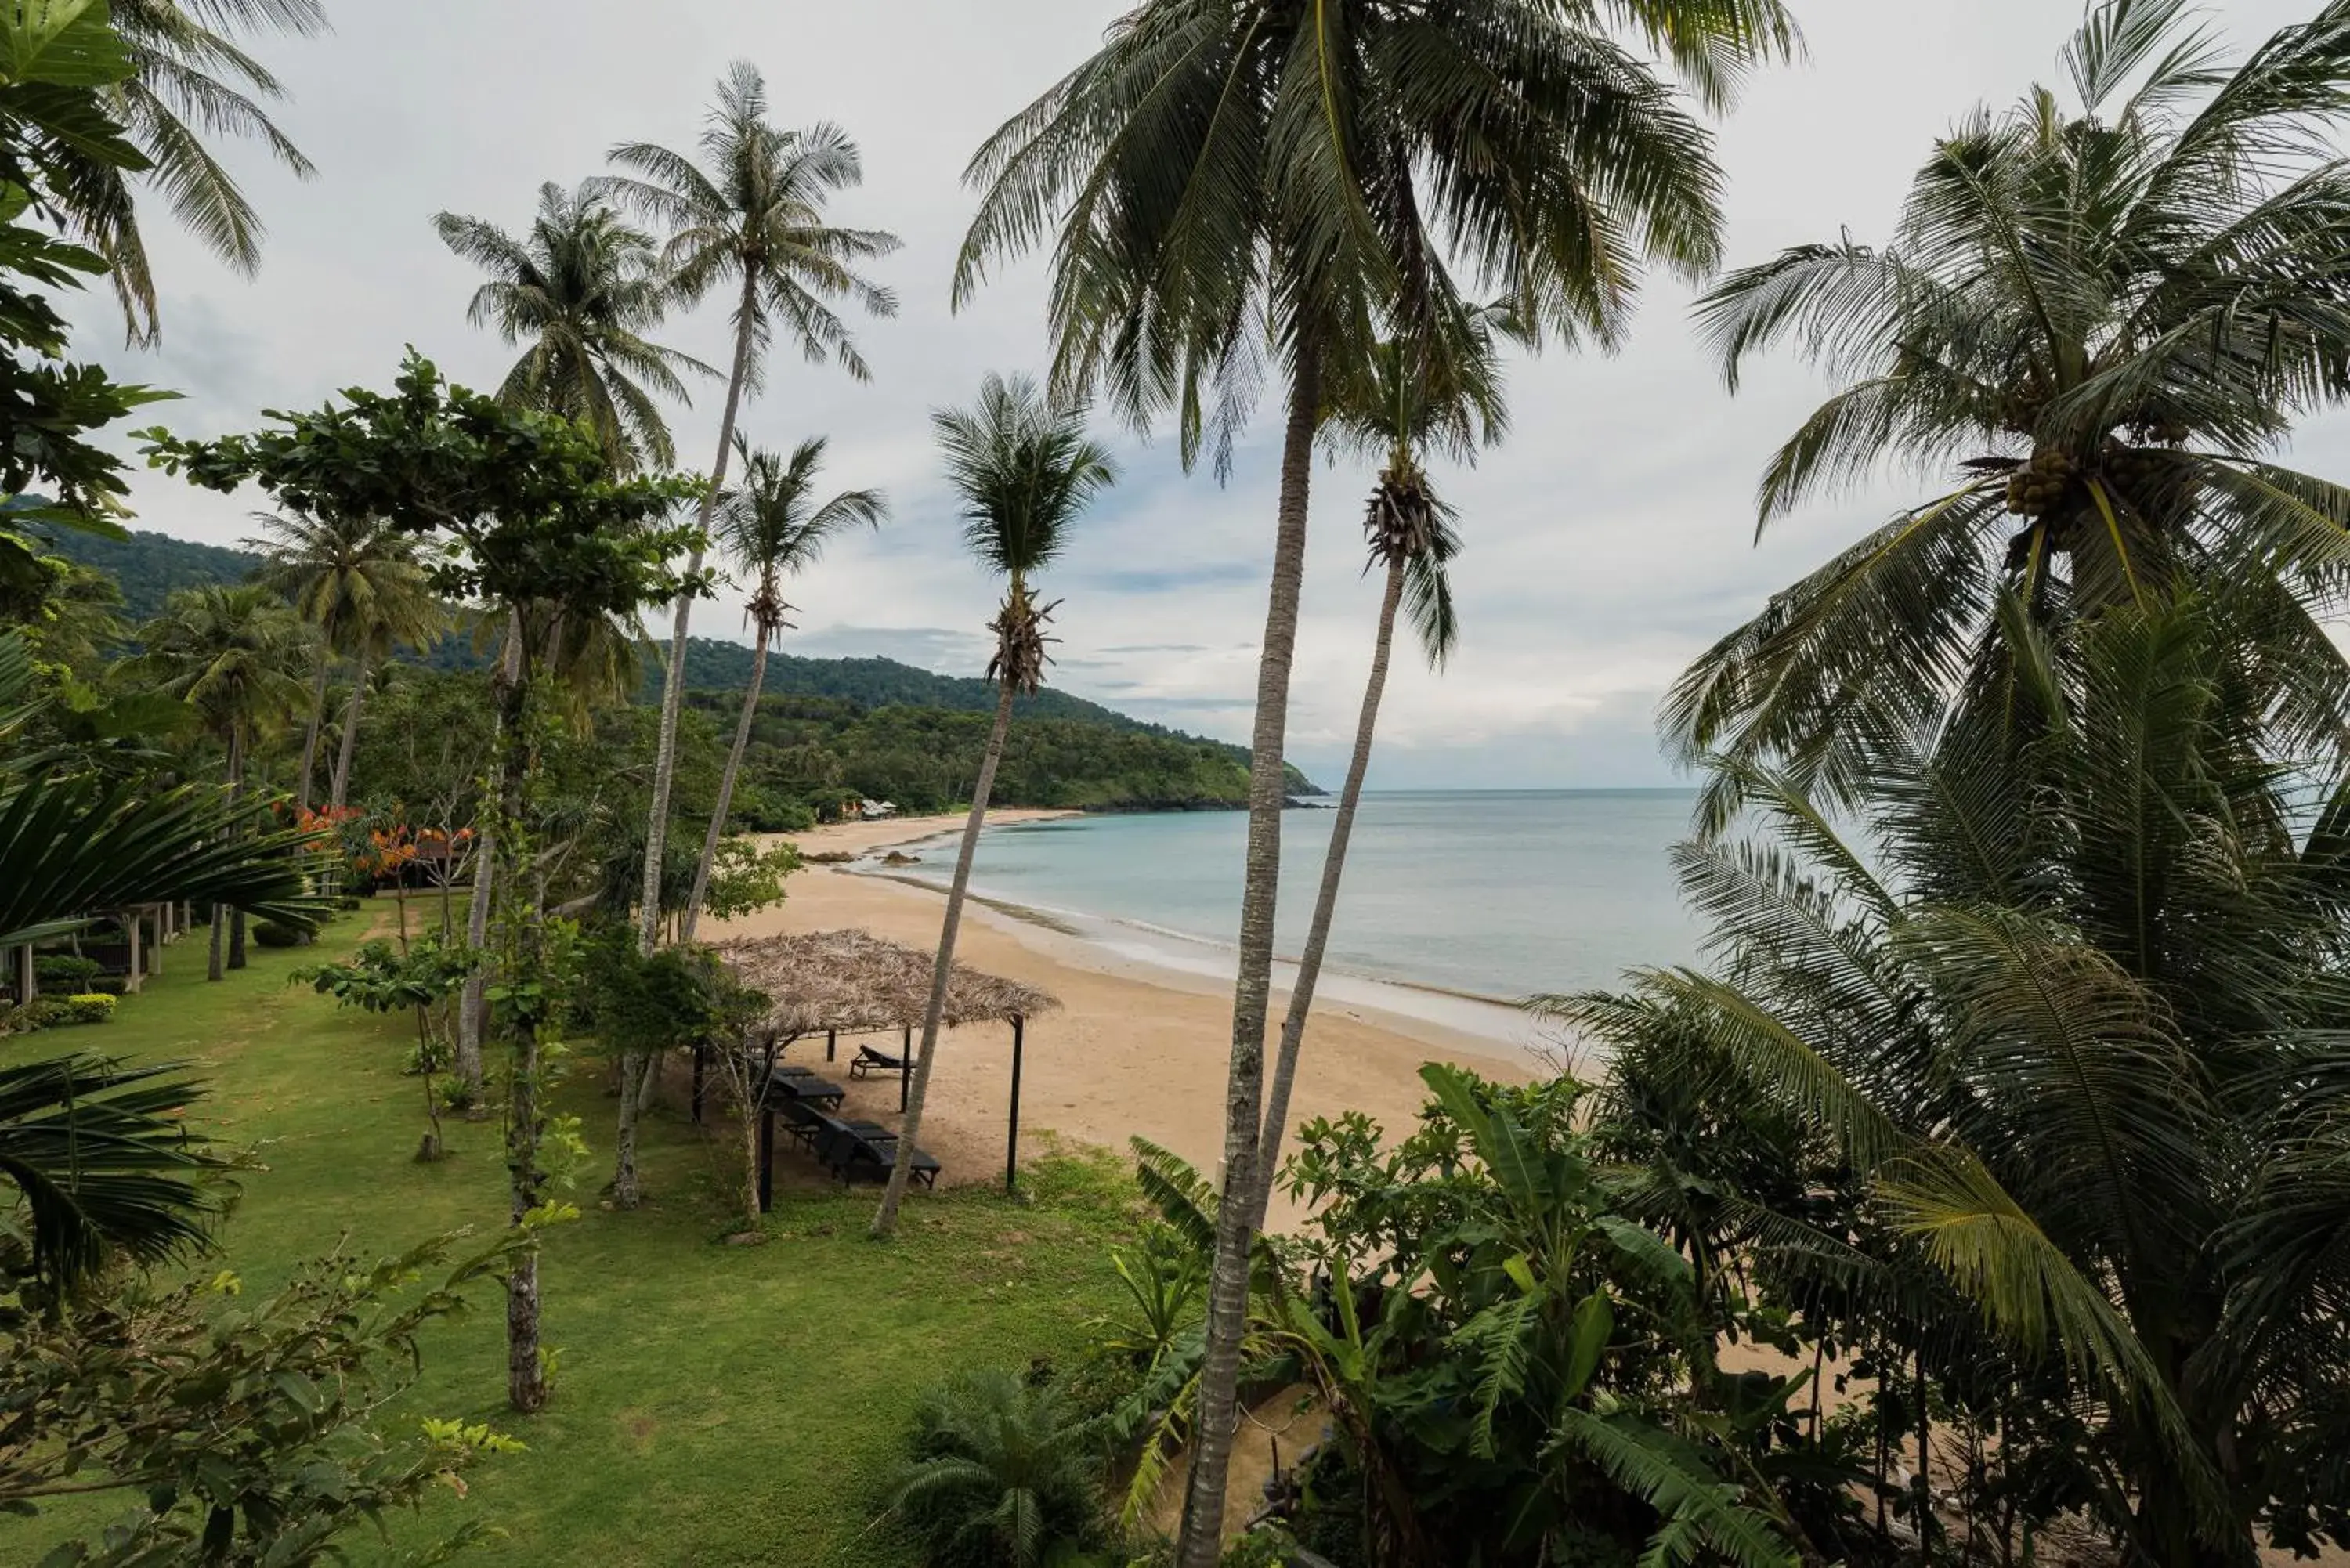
[858,799,899,820]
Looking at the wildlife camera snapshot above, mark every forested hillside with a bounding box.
[40,526,258,621]
[42,528,1313,805]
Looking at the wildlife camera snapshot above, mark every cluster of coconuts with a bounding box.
[2005,449,2080,518]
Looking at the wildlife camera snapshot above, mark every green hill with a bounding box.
[45,526,1318,795]
[40,526,259,622]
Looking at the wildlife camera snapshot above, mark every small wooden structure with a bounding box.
[708,930,1060,1205]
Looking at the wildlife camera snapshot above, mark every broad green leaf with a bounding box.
[1560,1288,1614,1403]
[0,0,132,89]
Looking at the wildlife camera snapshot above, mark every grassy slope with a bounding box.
[7,901,1137,1566]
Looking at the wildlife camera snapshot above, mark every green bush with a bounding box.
[62,993,115,1024]
[34,954,103,988]
[338,894,364,911]
[885,1368,1112,1568]
[251,920,308,949]
[9,997,71,1031]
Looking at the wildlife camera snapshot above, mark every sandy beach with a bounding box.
[703,811,1555,1230]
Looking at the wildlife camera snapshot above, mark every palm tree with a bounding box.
[432,182,714,472]
[120,583,311,977]
[681,432,885,942]
[249,511,443,811]
[1561,588,2350,1567]
[1669,0,2350,824]
[953,5,1793,1552]
[593,60,902,957]
[602,435,881,1207]
[1246,325,1499,1228]
[870,375,1113,1240]
[73,0,328,344]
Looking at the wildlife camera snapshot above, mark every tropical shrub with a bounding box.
[1094,1096,1863,1568]
[62,993,114,1024]
[884,1367,1113,1568]
[33,954,102,989]
[0,1228,526,1562]
[251,919,307,948]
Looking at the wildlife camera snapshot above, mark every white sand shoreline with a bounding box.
[710,810,1556,1228]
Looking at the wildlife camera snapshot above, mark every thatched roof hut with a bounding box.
[716,928,1058,1041]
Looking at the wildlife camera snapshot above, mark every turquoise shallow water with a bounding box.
[880,789,1703,1002]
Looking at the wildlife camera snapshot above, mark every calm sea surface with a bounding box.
[880,789,1702,1002]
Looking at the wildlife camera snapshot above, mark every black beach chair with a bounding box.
[850,1044,909,1080]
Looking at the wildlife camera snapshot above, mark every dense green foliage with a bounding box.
[689,690,1264,817]
[1567,589,2350,1566]
[31,526,254,626]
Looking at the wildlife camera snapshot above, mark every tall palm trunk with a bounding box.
[296,645,331,812]
[1176,341,1321,1568]
[206,729,242,983]
[457,616,524,1106]
[871,674,1019,1238]
[634,269,760,953]
[226,734,248,972]
[327,645,371,811]
[1247,558,1404,1230]
[681,611,772,944]
[616,273,757,1211]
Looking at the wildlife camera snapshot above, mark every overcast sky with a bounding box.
[74,0,2348,789]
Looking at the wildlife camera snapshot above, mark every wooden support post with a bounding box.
[124,911,143,995]
[757,1104,776,1213]
[691,1042,706,1125]
[899,1025,912,1113]
[826,1028,836,1063]
[16,945,34,1004]
[1007,1015,1025,1194]
[148,906,163,975]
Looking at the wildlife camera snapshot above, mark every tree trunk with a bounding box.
[681,618,772,944]
[296,645,331,813]
[457,615,524,1106]
[634,269,759,955]
[613,1050,645,1211]
[206,905,224,982]
[226,735,248,971]
[327,645,371,811]
[871,674,1018,1238]
[491,659,550,1415]
[1174,341,1321,1568]
[1249,557,1403,1230]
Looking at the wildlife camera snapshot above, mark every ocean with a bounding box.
[866,789,1703,1007]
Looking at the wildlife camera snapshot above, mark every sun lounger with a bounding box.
[767,1071,846,1111]
[812,1118,940,1189]
[849,1045,909,1080]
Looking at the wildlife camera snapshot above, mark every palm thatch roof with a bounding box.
[717,929,1059,1040]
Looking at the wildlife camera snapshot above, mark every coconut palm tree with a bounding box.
[1246,323,1500,1228]
[681,432,885,942]
[593,60,902,958]
[120,583,311,977]
[1670,0,2350,825]
[432,182,714,473]
[870,375,1114,1240]
[248,511,443,811]
[68,0,328,344]
[600,435,881,1207]
[953,4,1793,1551]
[1563,587,2350,1567]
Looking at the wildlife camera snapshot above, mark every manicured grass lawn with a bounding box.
[7,901,1138,1566]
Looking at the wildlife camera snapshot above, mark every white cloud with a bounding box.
[70,0,2350,787]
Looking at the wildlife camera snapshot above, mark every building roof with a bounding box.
[717,928,1059,1040]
